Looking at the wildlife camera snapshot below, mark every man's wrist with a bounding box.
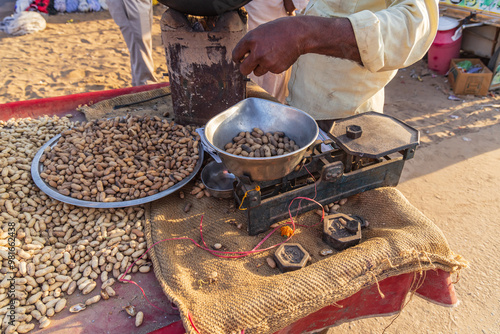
[292,16,313,56]
[295,16,361,63]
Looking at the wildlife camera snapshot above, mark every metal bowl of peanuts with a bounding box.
[31,115,204,208]
[203,98,319,181]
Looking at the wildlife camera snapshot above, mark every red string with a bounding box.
[286,165,324,229]
[188,312,201,334]
[119,196,324,300]
[119,166,326,333]
[118,236,194,312]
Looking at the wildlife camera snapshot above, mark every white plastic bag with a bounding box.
[0,11,46,36]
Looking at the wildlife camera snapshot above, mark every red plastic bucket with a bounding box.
[428,16,462,75]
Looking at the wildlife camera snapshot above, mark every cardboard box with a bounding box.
[448,58,493,96]
[462,25,498,59]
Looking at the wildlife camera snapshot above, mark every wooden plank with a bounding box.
[440,4,500,27]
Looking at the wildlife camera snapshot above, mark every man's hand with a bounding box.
[232,16,361,77]
[232,17,304,77]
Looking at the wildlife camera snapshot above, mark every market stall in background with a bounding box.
[434,0,500,93]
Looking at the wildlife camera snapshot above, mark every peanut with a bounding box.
[0,116,154,333]
[224,128,300,157]
[39,115,200,202]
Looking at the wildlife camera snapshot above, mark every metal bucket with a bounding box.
[161,9,247,126]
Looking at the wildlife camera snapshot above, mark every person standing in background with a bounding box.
[244,0,309,103]
[107,0,158,86]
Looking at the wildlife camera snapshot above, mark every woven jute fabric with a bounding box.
[79,86,173,121]
[146,186,468,334]
[79,81,275,122]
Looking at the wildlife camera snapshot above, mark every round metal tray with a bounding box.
[31,133,204,208]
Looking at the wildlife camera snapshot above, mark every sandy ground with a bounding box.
[0,6,169,103]
[1,5,500,334]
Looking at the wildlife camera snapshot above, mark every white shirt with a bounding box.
[245,0,309,103]
[287,0,439,120]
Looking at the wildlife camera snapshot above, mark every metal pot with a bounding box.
[157,0,252,16]
[203,98,319,182]
[200,161,236,198]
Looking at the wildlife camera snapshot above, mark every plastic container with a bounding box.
[428,16,463,75]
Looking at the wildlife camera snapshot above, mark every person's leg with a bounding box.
[122,0,157,86]
[107,0,131,47]
[107,0,135,83]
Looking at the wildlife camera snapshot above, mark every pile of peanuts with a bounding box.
[224,127,300,157]
[0,116,152,333]
[39,115,200,202]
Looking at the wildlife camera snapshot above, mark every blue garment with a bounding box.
[88,0,101,11]
[55,0,66,12]
[66,0,79,12]
[467,65,483,74]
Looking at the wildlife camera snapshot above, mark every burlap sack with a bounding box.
[79,86,173,121]
[78,84,466,333]
[79,81,276,122]
[146,186,467,334]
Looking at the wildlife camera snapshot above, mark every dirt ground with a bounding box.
[1,5,499,334]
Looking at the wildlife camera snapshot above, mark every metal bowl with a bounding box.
[158,0,251,16]
[31,134,204,208]
[203,98,319,182]
[200,161,236,198]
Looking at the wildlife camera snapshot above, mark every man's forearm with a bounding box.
[296,16,361,64]
[232,15,362,76]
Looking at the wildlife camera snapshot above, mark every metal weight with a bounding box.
[273,243,310,273]
[322,213,368,251]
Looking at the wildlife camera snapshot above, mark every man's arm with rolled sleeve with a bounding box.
[349,0,439,72]
[233,0,438,77]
